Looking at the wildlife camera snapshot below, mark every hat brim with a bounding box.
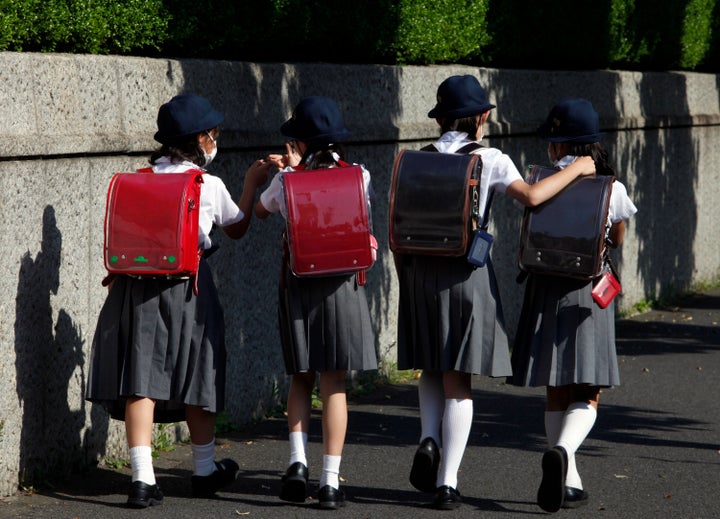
[428,102,495,119]
[154,109,224,144]
[280,120,351,143]
[538,128,605,144]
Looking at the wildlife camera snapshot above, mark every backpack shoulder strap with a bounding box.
[455,142,483,154]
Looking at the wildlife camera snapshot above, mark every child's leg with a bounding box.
[418,370,444,445]
[125,396,156,485]
[557,386,599,490]
[186,404,239,497]
[125,396,164,508]
[320,371,347,488]
[318,370,347,490]
[315,371,348,510]
[436,371,473,491]
[410,370,445,493]
[286,372,315,467]
[186,405,218,476]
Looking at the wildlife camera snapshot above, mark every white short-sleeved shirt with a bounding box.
[259,163,374,220]
[151,158,243,249]
[555,155,638,223]
[432,131,523,227]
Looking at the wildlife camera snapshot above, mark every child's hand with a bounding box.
[246,159,272,187]
[267,141,302,169]
[574,156,596,176]
[266,153,287,169]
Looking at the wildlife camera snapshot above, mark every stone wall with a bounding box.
[1,51,718,495]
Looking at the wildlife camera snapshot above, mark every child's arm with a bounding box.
[223,160,271,238]
[608,221,625,248]
[506,156,596,207]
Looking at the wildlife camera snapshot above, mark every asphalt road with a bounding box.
[2,289,719,518]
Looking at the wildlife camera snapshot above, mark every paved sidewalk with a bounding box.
[1,289,719,518]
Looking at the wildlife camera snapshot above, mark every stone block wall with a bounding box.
[1,52,718,495]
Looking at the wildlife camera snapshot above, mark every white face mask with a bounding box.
[203,131,218,167]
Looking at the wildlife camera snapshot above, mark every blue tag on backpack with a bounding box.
[467,229,493,267]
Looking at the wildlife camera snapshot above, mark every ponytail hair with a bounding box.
[300,142,347,169]
[567,142,615,177]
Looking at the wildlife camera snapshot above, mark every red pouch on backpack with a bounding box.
[591,270,621,309]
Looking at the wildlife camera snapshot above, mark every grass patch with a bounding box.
[215,412,240,435]
[621,276,720,317]
[104,458,128,470]
[151,423,176,457]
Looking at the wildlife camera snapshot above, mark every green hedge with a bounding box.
[0,0,168,54]
[1,0,718,72]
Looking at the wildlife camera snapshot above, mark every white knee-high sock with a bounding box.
[437,398,473,489]
[556,402,597,490]
[418,371,444,445]
[130,445,156,485]
[566,453,582,489]
[289,431,308,467]
[192,439,218,477]
[320,454,341,489]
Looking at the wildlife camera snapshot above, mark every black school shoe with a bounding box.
[191,458,240,498]
[432,485,462,510]
[127,481,164,508]
[562,486,589,508]
[410,437,440,493]
[537,446,568,513]
[279,462,309,503]
[318,485,346,510]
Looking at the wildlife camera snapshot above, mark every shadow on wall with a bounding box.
[631,73,697,299]
[168,61,404,421]
[14,206,108,489]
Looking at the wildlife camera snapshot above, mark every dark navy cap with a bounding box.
[154,93,224,144]
[537,98,605,144]
[281,96,351,144]
[428,75,496,119]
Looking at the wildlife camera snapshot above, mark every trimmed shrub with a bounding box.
[1,0,719,72]
[0,0,169,54]
[389,0,491,65]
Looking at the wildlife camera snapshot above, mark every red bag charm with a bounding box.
[591,270,621,309]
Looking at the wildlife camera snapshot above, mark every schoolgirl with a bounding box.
[509,98,637,513]
[86,93,271,508]
[255,96,377,510]
[396,76,597,510]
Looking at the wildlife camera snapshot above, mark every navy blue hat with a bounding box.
[428,75,496,119]
[537,98,604,144]
[154,93,224,144]
[281,96,351,144]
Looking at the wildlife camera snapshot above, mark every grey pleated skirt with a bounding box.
[85,260,226,423]
[396,254,511,377]
[278,265,377,374]
[509,274,619,388]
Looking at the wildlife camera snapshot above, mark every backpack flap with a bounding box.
[104,170,203,276]
[389,149,481,256]
[518,165,614,280]
[283,165,373,277]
